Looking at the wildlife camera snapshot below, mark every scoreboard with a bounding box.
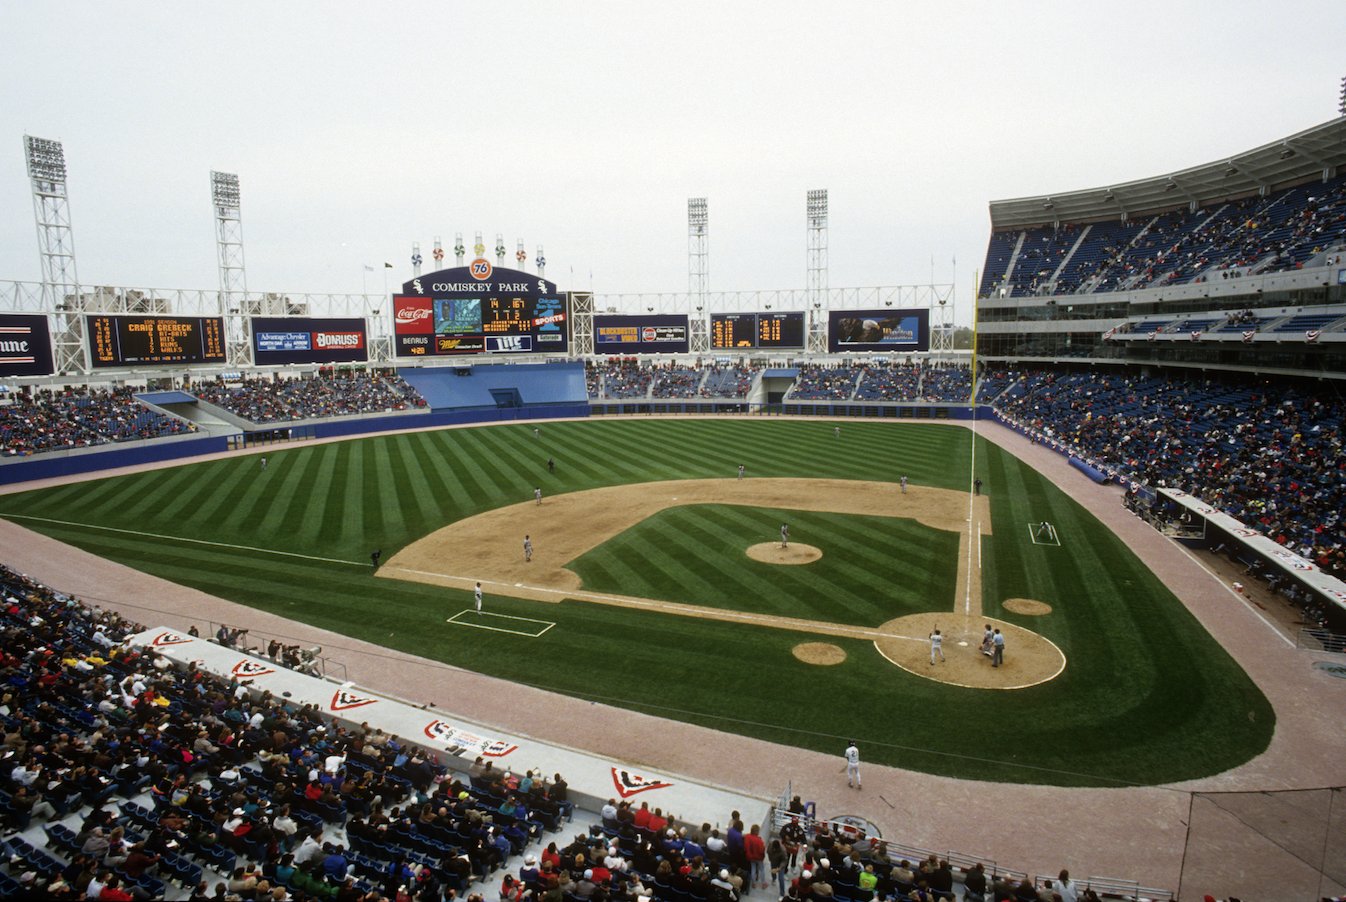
[710,312,805,349]
[88,315,226,368]
[393,263,567,357]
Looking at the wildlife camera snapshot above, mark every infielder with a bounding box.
[900,475,908,494]
[474,582,483,613]
[738,464,745,480]
[844,741,861,789]
[523,535,533,562]
[535,487,543,505]
[780,523,789,548]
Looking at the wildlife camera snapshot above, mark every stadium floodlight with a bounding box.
[24,136,67,183]
[806,189,828,228]
[688,197,707,233]
[211,171,241,209]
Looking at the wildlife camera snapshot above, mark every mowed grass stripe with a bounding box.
[289,444,343,550]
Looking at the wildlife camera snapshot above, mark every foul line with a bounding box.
[390,565,927,644]
[1,513,363,567]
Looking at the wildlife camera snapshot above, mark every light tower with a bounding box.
[806,189,829,353]
[211,170,250,365]
[688,198,709,353]
[25,136,85,373]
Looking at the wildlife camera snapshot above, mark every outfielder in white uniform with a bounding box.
[474,582,483,613]
[844,742,861,789]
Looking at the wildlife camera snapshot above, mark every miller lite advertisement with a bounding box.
[251,317,369,365]
[393,263,568,357]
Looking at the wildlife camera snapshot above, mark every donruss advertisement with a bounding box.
[252,317,369,365]
[592,314,690,354]
[393,264,568,357]
[828,309,930,353]
[0,314,55,377]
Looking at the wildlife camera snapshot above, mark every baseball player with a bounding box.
[523,535,533,562]
[929,628,945,665]
[738,464,745,480]
[900,475,908,494]
[535,487,543,505]
[474,582,483,613]
[844,741,861,789]
[981,624,994,657]
[260,456,267,471]
[780,523,789,548]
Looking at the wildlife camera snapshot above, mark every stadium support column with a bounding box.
[516,238,527,271]
[455,232,466,266]
[412,242,423,277]
[495,233,506,268]
[536,245,546,278]
[806,189,829,353]
[25,136,86,375]
[688,197,709,353]
[931,284,955,355]
[211,170,251,366]
[570,291,594,356]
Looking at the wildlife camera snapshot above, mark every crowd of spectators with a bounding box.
[0,387,197,458]
[698,366,755,399]
[852,364,920,402]
[788,366,861,401]
[918,365,973,403]
[992,369,1345,577]
[0,563,580,901]
[649,366,702,400]
[586,360,654,400]
[193,374,427,424]
[984,173,1346,298]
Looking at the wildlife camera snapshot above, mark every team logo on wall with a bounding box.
[330,689,379,711]
[151,631,194,647]
[470,258,493,281]
[611,767,673,798]
[230,660,275,681]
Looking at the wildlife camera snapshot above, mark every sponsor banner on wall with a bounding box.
[0,314,54,376]
[252,317,369,364]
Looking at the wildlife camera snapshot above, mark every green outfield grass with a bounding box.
[0,417,1274,786]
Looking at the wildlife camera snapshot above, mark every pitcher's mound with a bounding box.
[793,642,847,665]
[1004,598,1053,616]
[746,543,822,565]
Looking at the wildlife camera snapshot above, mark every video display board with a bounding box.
[88,315,227,368]
[828,309,930,353]
[252,317,368,365]
[593,315,690,354]
[710,312,805,349]
[0,314,54,377]
[393,262,567,358]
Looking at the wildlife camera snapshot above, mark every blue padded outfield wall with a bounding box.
[0,435,229,486]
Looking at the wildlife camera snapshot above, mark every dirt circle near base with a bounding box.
[1004,598,1053,616]
[793,642,847,665]
[871,613,1066,690]
[745,542,822,565]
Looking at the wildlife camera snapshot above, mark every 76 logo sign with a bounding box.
[470,258,493,281]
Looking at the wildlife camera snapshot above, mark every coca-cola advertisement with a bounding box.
[392,296,434,335]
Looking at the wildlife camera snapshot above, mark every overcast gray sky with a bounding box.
[2,1,1343,326]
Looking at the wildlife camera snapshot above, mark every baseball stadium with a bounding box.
[2,32,1346,902]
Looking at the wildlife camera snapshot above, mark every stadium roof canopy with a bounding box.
[989,116,1346,230]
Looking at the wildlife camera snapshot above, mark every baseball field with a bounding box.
[0,417,1274,787]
